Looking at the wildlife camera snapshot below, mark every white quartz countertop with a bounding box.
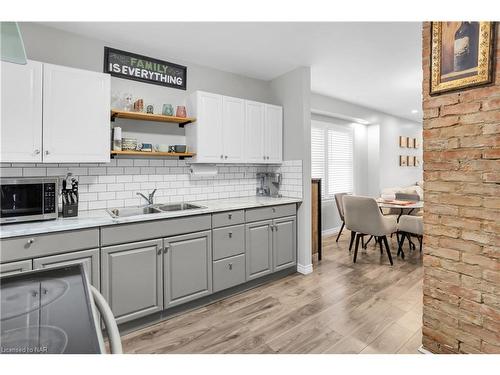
[0,196,302,239]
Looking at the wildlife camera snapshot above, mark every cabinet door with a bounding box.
[33,248,100,289]
[164,231,212,308]
[101,239,163,324]
[273,216,296,271]
[1,60,42,162]
[265,104,283,164]
[0,260,32,277]
[42,63,110,163]
[195,92,223,163]
[245,220,273,280]
[244,100,266,163]
[222,96,245,163]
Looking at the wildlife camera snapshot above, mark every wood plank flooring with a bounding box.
[121,231,423,354]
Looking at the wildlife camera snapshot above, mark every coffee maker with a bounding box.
[256,172,282,197]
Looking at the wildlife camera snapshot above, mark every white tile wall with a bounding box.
[1,159,302,211]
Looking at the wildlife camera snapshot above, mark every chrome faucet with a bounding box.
[137,189,157,205]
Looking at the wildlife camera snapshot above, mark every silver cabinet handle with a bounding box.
[263,156,266,160]
[228,213,232,219]
[220,154,224,159]
[270,225,274,231]
[157,248,162,255]
[228,232,233,238]
[163,244,170,253]
[272,208,276,213]
[228,263,233,270]
[34,149,40,155]
[224,155,228,159]
[27,238,35,245]
[44,150,50,155]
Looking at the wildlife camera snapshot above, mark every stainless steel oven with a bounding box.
[0,177,59,224]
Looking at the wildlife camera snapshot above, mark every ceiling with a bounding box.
[41,22,422,121]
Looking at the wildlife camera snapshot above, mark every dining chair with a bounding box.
[397,215,423,259]
[343,195,397,266]
[334,192,349,242]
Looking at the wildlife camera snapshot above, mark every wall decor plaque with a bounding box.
[104,47,187,90]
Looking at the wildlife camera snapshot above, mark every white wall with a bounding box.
[271,67,312,275]
[311,93,422,233]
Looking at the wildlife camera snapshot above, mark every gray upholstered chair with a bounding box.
[397,215,423,259]
[343,195,397,265]
[334,192,349,242]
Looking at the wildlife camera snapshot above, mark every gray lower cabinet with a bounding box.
[101,239,163,324]
[213,254,246,292]
[163,231,212,308]
[33,248,100,289]
[245,220,273,280]
[0,259,32,276]
[273,216,297,271]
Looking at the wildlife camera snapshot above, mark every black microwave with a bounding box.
[0,177,59,224]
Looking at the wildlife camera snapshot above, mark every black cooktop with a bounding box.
[0,265,102,354]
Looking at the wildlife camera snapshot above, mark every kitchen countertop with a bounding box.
[0,196,302,239]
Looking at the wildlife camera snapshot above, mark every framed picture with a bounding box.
[408,156,415,167]
[399,136,407,148]
[400,155,407,166]
[407,137,414,148]
[430,22,496,95]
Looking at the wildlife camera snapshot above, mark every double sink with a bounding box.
[107,203,205,218]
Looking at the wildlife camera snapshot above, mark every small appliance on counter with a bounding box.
[256,172,282,198]
[0,177,58,224]
[61,174,79,218]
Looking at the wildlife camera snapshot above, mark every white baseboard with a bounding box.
[418,345,432,354]
[322,226,341,237]
[297,263,313,275]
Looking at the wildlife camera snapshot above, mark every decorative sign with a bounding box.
[104,47,187,90]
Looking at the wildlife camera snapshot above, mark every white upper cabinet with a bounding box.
[1,61,110,164]
[264,104,283,164]
[222,96,245,163]
[186,91,223,163]
[1,60,43,162]
[43,63,110,163]
[186,91,282,164]
[244,100,266,163]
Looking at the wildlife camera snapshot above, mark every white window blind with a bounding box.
[311,121,354,199]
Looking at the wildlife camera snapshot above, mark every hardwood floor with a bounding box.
[121,231,423,354]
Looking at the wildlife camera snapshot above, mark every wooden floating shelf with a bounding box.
[110,150,195,159]
[110,109,196,127]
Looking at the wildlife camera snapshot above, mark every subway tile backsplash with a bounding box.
[0,160,302,211]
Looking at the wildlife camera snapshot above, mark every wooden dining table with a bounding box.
[376,199,423,221]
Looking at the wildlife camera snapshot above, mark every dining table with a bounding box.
[376,198,423,222]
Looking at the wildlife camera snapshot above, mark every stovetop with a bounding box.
[0,265,102,354]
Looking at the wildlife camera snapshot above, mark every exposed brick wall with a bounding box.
[421,22,500,354]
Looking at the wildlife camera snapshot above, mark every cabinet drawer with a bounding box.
[245,204,296,222]
[0,228,99,263]
[213,254,246,292]
[212,224,245,260]
[33,248,100,289]
[212,210,244,228]
[101,214,211,246]
[0,259,33,276]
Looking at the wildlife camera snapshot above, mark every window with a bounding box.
[311,121,353,199]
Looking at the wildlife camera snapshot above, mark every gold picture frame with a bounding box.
[430,22,495,95]
[399,136,407,148]
[407,137,414,149]
[408,156,415,167]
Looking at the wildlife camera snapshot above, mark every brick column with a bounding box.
[421,22,500,354]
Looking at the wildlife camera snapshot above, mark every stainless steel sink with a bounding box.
[107,202,205,218]
[107,206,162,218]
[153,203,206,212]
